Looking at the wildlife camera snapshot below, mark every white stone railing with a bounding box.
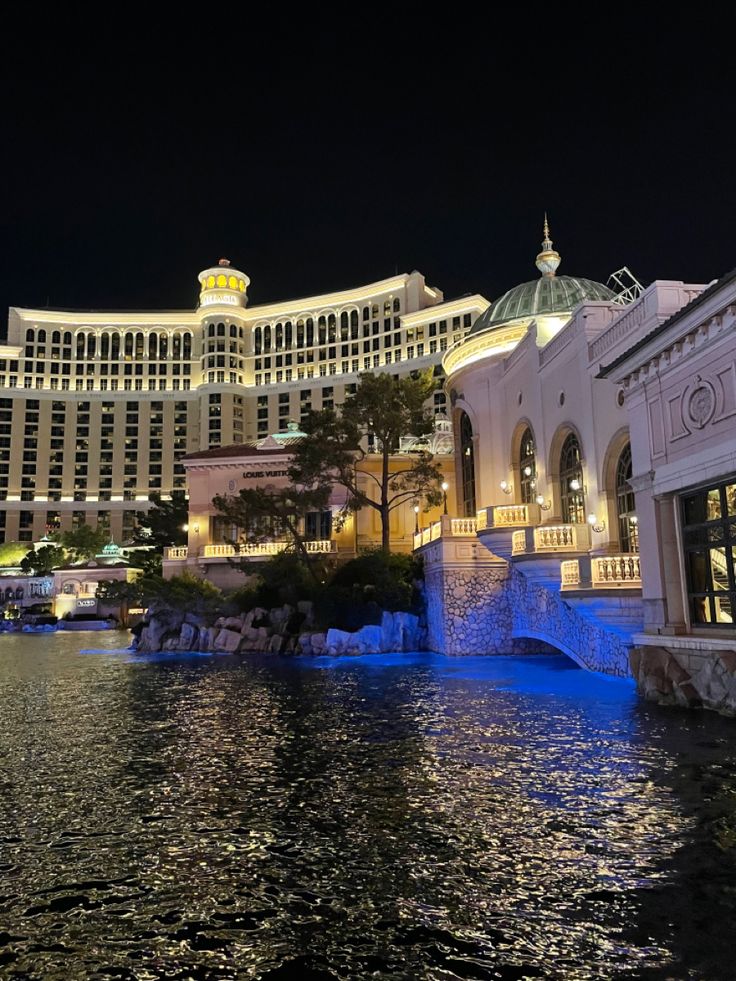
[512,530,527,555]
[592,554,641,586]
[200,540,335,559]
[413,516,478,551]
[476,508,488,531]
[533,523,591,552]
[494,504,529,526]
[561,559,581,587]
[165,546,188,560]
[588,297,648,362]
[450,517,477,536]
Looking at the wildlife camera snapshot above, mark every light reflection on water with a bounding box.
[0,633,731,979]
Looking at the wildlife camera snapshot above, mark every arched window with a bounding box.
[63,331,72,345]
[38,329,46,344]
[135,333,144,358]
[284,322,292,348]
[615,443,638,551]
[182,333,192,359]
[100,334,109,359]
[275,323,283,349]
[26,328,34,343]
[110,334,120,360]
[559,433,585,524]
[350,310,358,328]
[149,334,158,359]
[52,331,61,345]
[87,334,96,358]
[318,316,326,344]
[306,319,314,346]
[263,325,271,352]
[519,427,536,504]
[4,587,13,601]
[254,327,262,355]
[393,298,401,312]
[172,334,181,359]
[459,412,476,517]
[15,587,23,600]
[77,334,86,358]
[159,334,168,359]
[124,334,133,358]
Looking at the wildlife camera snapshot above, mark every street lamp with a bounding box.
[441,481,449,515]
[414,504,420,534]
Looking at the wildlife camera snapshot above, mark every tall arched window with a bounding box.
[615,443,638,551]
[459,412,476,517]
[559,433,585,523]
[519,427,536,504]
[100,333,110,359]
[149,334,158,359]
[110,333,120,360]
[182,333,192,359]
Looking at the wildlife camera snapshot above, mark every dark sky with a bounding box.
[1,15,734,327]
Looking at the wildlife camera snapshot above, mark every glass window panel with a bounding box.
[687,551,712,593]
[726,484,736,516]
[707,488,722,520]
[714,593,734,624]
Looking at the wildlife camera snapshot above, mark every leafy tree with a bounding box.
[96,579,144,627]
[0,541,35,568]
[20,544,66,575]
[133,492,189,550]
[212,484,331,581]
[292,371,443,551]
[57,525,109,562]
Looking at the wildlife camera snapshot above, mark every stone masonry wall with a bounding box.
[424,555,633,676]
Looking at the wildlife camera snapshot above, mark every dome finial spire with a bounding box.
[536,213,561,278]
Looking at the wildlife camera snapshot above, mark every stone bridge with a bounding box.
[420,531,642,677]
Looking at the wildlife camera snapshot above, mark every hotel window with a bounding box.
[681,479,736,627]
[616,443,638,552]
[559,433,585,524]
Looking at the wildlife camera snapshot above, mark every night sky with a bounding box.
[1,16,734,328]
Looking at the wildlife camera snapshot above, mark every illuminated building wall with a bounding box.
[0,262,488,543]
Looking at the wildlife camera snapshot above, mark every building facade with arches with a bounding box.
[415,224,736,711]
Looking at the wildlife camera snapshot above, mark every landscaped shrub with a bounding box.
[314,550,423,631]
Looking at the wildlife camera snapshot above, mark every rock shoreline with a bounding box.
[135,601,425,657]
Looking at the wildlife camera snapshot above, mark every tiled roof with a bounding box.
[184,443,293,461]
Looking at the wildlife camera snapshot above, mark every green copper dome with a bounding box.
[470,275,616,334]
[468,218,617,335]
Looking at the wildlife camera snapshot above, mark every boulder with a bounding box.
[215,628,243,653]
[138,606,184,653]
[179,621,199,650]
[223,616,244,631]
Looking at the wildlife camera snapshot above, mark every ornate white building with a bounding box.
[414,222,736,712]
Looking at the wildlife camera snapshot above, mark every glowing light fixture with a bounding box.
[500,480,512,495]
[441,481,449,515]
[535,494,551,511]
[570,478,581,491]
[587,514,606,533]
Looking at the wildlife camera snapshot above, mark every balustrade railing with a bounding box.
[200,540,335,559]
[450,517,478,536]
[165,546,188,560]
[413,516,478,550]
[512,530,527,555]
[494,504,530,526]
[533,523,591,552]
[561,559,581,587]
[592,553,641,586]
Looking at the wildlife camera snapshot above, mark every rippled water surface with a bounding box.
[1,633,735,979]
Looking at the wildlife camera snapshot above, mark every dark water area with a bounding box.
[0,634,734,980]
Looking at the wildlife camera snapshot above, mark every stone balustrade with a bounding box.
[533,523,591,552]
[200,540,335,559]
[561,559,580,587]
[512,530,527,555]
[413,516,478,551]
[165,546,188,560]
[480,502,542,528]
[592,553,641,586]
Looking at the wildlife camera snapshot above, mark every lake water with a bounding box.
[1,632,734,979]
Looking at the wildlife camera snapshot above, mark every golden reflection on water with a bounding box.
[0,635,732,979]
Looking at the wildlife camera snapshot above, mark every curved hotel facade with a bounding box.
[0,262,487,544]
